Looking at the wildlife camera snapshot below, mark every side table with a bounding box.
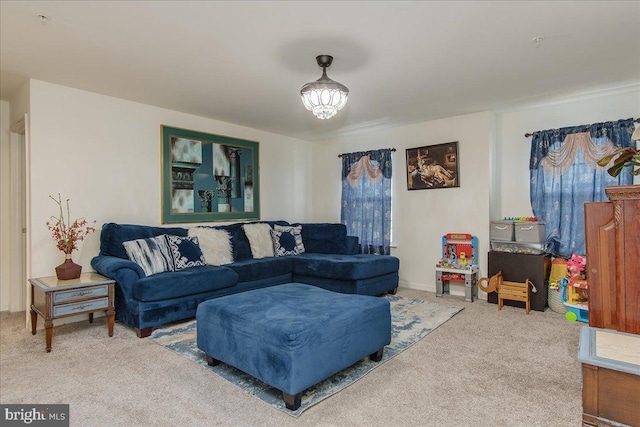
[29,272,115,352]
[435,265,479,302]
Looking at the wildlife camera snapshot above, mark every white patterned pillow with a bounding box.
[271,224,305,256]
[164,235,207,271]
[123,235,174,276]
[188,227,233,266]
[242,223,274,258]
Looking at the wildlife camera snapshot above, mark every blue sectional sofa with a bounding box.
[91,221,399,337]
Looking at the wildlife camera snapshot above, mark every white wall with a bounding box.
[10,80,640,312]
[0,100,10,310]
[311,86,639,297]
[494,86,640,218]
[312,112,493,296]
[28,80,314,279]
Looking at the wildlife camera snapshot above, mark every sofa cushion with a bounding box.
[188,227,233,266]
[271,224,305,256]
[99,223,187,259]
[292,223,347,254]
[122,235,174,276]
[292,254,399,280]
[215,221,289,262]
[243,223,275,258]
[165,235,207,271]
[225,257,293,283]
[133,265,238,302]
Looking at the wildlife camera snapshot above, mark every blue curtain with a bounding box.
[340,149,393,255]
[529,118,634,258]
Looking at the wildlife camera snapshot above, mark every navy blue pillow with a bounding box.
[164,235,207,271]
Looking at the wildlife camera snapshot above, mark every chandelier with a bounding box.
[300,55,349,120]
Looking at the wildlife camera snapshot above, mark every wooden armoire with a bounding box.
[584,184,640,334]
[582,184,640,427]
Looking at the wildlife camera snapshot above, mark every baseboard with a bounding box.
[400,279,488,301]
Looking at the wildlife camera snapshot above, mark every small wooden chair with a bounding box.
[479,271,536,314]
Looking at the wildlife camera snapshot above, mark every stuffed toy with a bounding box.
[567,253,586,279]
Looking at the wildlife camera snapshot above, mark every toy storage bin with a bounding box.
[490,221,514,241]
[548,285,567,314]
[490,241,548,255]
[514,221,546,243]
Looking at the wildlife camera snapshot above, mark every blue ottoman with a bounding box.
[196,283,391,410]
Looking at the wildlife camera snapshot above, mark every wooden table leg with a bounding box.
[89,312,94,323]
[107,309,115,337]
[44,320,53,353]
[30,309,38,335]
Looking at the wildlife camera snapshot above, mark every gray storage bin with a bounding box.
[514,221,546,243]
[490,220,514,241]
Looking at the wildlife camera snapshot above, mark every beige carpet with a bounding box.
[0,287,583,426]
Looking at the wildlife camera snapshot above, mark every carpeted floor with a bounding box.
[0,287,583,426]
[149,294,463,417]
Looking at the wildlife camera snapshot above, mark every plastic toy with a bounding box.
[504,216,538,222]
[560,277,589,322]
[437,233,478,269]
[548,258,568,290]
[435,234,479,302]
[459,252,468,266]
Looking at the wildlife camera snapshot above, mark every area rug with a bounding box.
[149,294,463,417]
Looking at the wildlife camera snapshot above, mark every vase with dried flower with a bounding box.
[47,194,96,280]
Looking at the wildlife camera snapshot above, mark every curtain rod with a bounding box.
[524,118,640,138]
[338,148,396,158]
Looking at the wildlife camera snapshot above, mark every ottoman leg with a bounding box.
[369,348,384,362]
[206,354,221,366]
[283,392,301,410]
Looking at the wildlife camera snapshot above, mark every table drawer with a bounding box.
[53,285,109,303]
[53,297,108,317]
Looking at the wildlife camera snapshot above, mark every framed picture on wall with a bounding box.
[161,125,260,223]
[406,141,459,190]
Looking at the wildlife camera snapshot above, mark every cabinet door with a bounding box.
[619,197,640,334]
[584,202,617,330]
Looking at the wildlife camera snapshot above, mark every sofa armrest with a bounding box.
[92,255,144,278]
[346,236,359,255]
[91,255,145,299]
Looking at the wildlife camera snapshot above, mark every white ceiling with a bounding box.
[1,1,639,141]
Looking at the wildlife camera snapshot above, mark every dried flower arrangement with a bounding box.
[46,194,96,255]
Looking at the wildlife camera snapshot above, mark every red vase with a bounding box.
[55,254,82,280]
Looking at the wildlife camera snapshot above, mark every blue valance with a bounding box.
[341,149,393,179]
[529,118,636,170]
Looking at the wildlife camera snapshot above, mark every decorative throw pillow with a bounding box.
[188,227,233,266]
[164,234,207,271]
[242,223,274,258]
[271,224,305,256]
[123,235,174,276]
